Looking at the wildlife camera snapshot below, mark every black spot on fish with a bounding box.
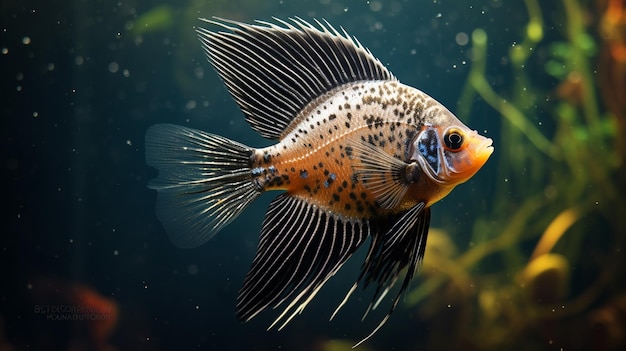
[345,146,353,158]
[329,114,337,120]
[374,117,384,128]
[351,174,359,184]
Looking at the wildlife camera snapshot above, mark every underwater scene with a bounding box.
[2,0,625,350]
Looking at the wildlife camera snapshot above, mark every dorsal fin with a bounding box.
[197,17,396,139]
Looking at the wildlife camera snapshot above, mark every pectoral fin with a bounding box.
[350,139,419,209]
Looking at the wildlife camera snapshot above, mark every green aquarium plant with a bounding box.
[405,0,626,349]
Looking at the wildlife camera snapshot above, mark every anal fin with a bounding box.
[236,193,371,327]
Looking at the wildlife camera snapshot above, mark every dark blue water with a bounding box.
[4,0,623,350]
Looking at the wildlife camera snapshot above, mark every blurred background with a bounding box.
[1,0,625,350]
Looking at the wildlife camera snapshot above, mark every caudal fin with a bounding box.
[145,123,260,248]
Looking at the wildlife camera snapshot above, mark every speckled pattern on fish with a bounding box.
[145,17,493,346]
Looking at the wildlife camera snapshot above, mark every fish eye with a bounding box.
[444,128,464,150]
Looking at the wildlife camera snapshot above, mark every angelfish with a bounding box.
[145,18,493,346]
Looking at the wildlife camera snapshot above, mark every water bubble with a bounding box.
[187,264,199,275]
[455,32,469,46]
[369,1,382,12]
[185,100,197,110]
[108,61,119,73]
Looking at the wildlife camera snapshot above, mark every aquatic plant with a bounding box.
[404,0,626,349]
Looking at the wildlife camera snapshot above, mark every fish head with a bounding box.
[410,112,493,191]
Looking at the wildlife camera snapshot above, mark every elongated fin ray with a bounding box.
[357,204,430,347]
[145,124,260,248]
[332,203,430,348]
[197,17,396,139]
[236,194,371,326]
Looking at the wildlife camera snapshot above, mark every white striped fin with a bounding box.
[235,194,371,325]
[196,17,396,140]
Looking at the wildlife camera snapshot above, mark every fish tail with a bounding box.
[145,123,261,248]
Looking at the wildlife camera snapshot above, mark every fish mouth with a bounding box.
[476,137,494,163]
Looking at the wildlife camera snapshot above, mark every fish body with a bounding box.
[145,18,493,345]
[252,80,490,217]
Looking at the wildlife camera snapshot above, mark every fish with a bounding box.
[145,17,494,346]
